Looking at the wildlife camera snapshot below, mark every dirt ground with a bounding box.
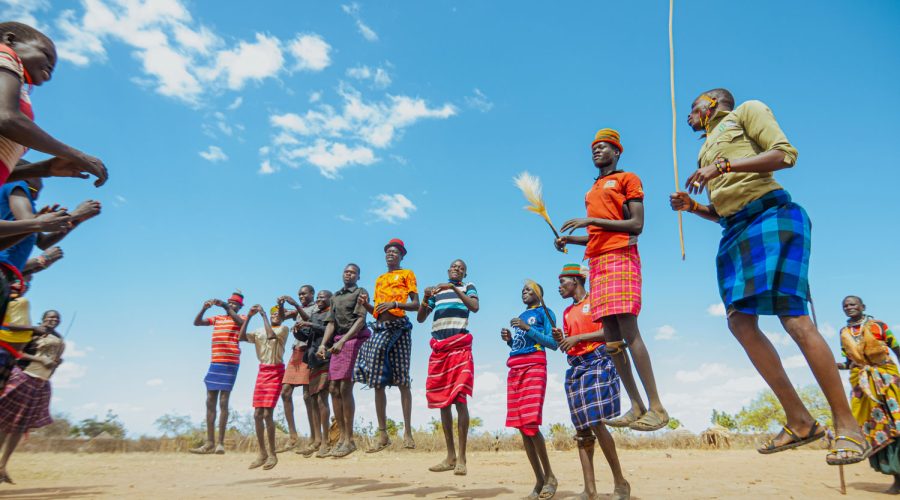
[0,449,891,499]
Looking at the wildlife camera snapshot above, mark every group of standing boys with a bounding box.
[192,239,429,470]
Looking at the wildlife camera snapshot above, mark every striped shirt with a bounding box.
[0,45,34,183]
[207,314,246,365]
[426,282,477,340]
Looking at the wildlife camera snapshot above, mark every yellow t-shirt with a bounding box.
[0,297,32,344]
[374,269,417,319]
[699,100,799,217]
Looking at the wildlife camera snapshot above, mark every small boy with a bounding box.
[239,304,289,470]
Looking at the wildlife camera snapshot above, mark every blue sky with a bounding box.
[4,0,899,436]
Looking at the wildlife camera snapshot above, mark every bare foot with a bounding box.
[0,469,14,485]
[403,435,416,449]
[454,462,467,476]
[263,455,278,470]
[573,491,599,500]
[248,455,267,469]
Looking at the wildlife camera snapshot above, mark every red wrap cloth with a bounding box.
[426,333,474,409]
[253,363,285,408]
[505,351,547,436]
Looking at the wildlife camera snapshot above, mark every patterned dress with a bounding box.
[841,317,900,474]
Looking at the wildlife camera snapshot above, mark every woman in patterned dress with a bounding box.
[838,296,900,493]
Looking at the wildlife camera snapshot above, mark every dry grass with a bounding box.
[18,425,827,454]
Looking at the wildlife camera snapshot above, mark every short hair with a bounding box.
[319,290,333,299]
[701,88,735,110]
[0,22,53,47]
[345,263,360,274]
[843,295,864,305]
[299,284,315,294]
[42,309,60,320]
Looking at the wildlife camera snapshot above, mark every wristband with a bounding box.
[688,199,700,212]
[714,157,732,175]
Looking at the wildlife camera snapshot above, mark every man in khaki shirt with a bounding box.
[669,88,867,467]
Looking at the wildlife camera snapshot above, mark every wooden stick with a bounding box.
[669,0,686,260]
[544,220,568,254]
[839,464,846,495]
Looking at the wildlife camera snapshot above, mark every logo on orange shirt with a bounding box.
[604,180,617,188]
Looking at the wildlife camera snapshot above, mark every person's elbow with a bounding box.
[193,320,206,327]
[469,303,480,313]
[631,220,644,235]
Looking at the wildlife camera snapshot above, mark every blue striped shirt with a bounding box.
[426,282,478,340]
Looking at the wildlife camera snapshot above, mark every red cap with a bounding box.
[229,292,244,305]
[384,238,407,256]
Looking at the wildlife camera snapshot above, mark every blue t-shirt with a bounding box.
[427,281,478,340]
[508,306,558,357]
[0,181,36,271]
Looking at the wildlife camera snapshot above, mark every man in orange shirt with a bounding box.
[355,239,420,452]
[191,291,246,455]
[557,128,668,432]
[552,263,629,500]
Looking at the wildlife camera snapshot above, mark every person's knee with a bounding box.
[302,388,312,402]
[281,385,293,399]
[254,409,264,421]
[727,312,759,340]
[780,315,818,344]
[329,383,341,398]
[575,429,595,448]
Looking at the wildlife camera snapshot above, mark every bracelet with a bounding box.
[688,199,700,212]
[714,157,732,175]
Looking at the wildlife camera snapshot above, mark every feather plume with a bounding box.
[513,172,553,227]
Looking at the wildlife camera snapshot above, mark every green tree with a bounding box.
[385,418,401,438]
[33,412,73,437]
[735,385,831,432]
[428,416,485,435]
[154,413,194,437]
[71,410,126,438]
[666,417,682,430]
[710,409,739,431]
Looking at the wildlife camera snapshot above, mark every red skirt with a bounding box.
[253,364,285,408]
[426,333,474,409]
[589,244,642,320]
[505,351,547,436]
[282,346,310,385]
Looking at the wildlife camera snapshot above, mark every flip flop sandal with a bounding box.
[538,477,558,500]
[189,444,216,455]
[826,435,871,466]
[333,441,358,458]
[297,444,319,456]
[428,461,456,472]
[366,439,392,454]
[612,481,631,500]
[263,456,278,470]
[629,410,670,432]
[403,437,416,449]
[757,421,825,454]
[0,472,15,485]
[605,409,644,428]
[275,441,298,453]
[248,457,266,469]
[214,444,226,455]
[315,446,332,458]
[453,463,468,476]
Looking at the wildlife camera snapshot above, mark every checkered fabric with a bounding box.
[589,244,642,320]
[0,367,52,433]
[353,317,412,388]
[565,346,620,431]
[716,189,810,317]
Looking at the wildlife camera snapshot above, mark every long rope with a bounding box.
[669,0,685,260]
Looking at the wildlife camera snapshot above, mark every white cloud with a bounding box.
[64,340,92,358]
[781,354,807,369]
[0,0,50,29]
[675,363,728,383]
[337,214,354,222]
[465,88,494,112]
[288,34,331,72]
[48,0,326,104]
[113,194,127,207]
[54,361,87,388]
[226,97,243,110]
[341,3,378,42]
[370,193,416,223]
[820,322,837,338]
[707,303,727,317]
[655,324,677,340]
[203,34,284,90]
[764,330,792,347]
[199,145,228,163]
[269,85,455,177]
[347,65,391,88]
[258,159,275,175]
[146,378,163,387]
[309,91,322,103]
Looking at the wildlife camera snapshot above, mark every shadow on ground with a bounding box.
[0,485,109,499]
[230,475,514,498]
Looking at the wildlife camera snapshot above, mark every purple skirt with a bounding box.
[0,367,52,433]
[329,328,370,381]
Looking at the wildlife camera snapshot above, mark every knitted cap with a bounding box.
[591,128,623,152]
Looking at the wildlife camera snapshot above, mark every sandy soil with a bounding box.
[0,449,891,499]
